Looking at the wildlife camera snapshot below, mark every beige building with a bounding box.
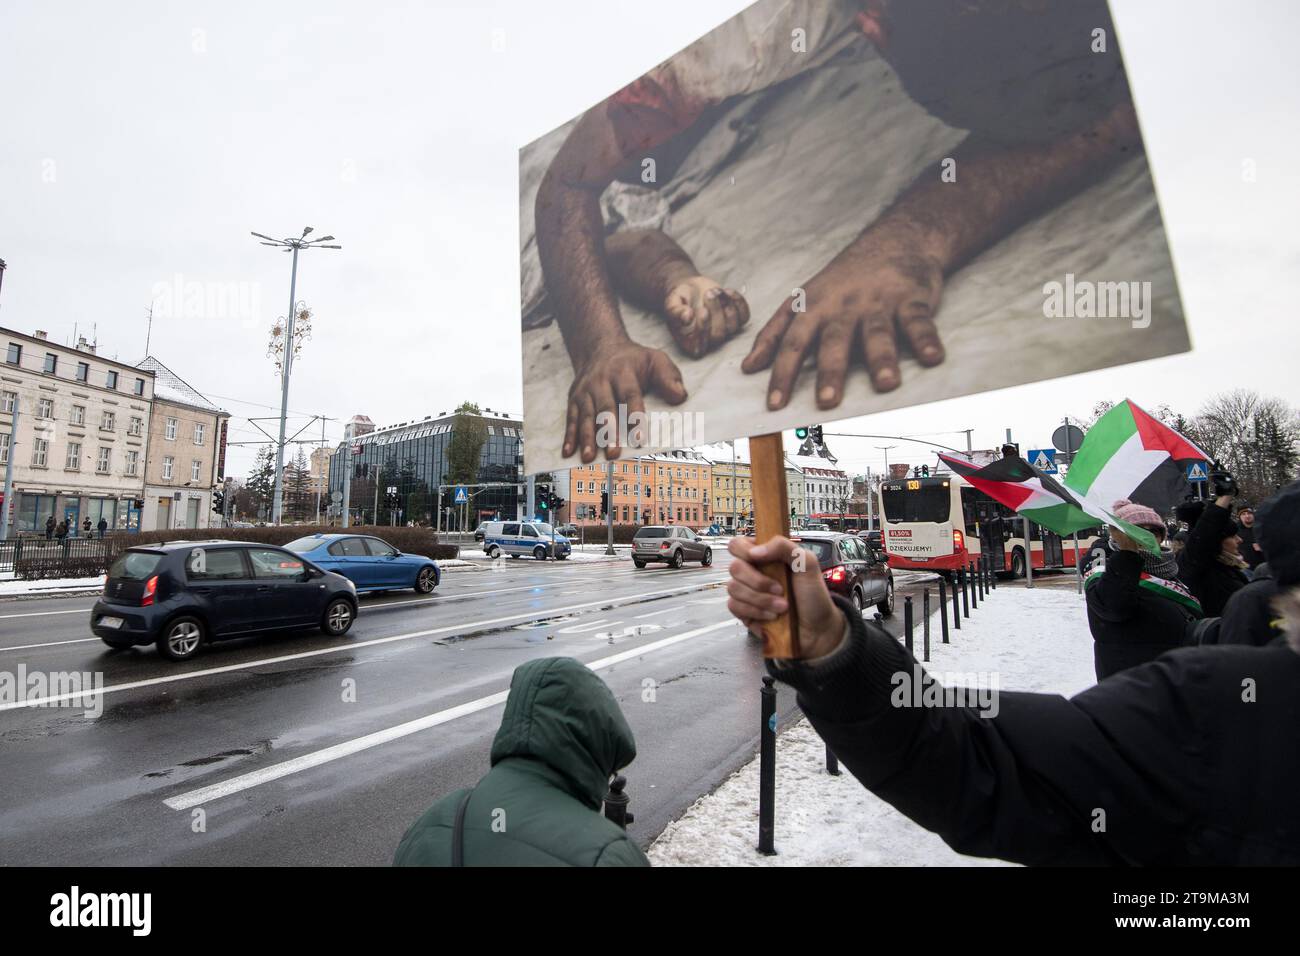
[309,446,332,497]
[136,356,229,532]
[2,327,154,534]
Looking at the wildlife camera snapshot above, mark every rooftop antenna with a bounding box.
[144,303,154,356]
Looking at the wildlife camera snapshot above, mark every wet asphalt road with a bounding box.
[0,552,933,865]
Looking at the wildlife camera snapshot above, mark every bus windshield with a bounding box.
[881,483,952,523]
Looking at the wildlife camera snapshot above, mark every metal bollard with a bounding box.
[975,560,984,602]
[952,573,961,630]
[961,569,970,619]
[984,555,992,594]
[904,595,914,655]
[826,743,840,776]
[603,774,635,829]
[969,563,978,610]
[922,587,931,663]
[939,577,950,643]
[758,676,777,855]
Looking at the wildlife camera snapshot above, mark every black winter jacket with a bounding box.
[770,596,1300,865]
[1218,564,1284,647]
[1178,502,1249,616]
[1084,549,1199,680]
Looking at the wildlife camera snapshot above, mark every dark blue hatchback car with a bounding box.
[91,541,359,661]
[282,533,440,594]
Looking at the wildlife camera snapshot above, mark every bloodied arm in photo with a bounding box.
[743,0,1143,408]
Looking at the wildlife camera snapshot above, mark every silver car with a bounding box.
[632,526,713,569]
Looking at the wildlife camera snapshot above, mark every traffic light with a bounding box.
[537,485,550,511]
[212,490,225,514]
[810,425,824,444]
[795,426,809,440]
[600,491,608,517]
[921,465,930,478]
[551,495,566,514]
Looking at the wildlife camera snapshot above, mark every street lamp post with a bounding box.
[252,226,341,525]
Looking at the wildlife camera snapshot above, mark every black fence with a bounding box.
[0,536,126,580]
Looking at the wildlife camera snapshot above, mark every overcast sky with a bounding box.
[2,0,1297,480]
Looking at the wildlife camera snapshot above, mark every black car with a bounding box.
[794,531,893,615]
[91,541,359,661]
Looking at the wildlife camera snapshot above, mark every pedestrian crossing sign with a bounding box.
[1028,448,1057,473]
[454,486,469,504]
[1186,462,1208,482]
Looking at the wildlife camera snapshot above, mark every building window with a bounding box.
[190,459,201,482]
[125,449,139,476]
[128,416,143,436]
[162,456,174,480]
[66,442,82,470]
[193,423,205,446]
[106,370,118,390]
[70,404,85,426]
[97,447,111,474]
[2,391,15,413]
[165,417,177,440]
[76,362,89,382]
[32,437,48,467]
[0,432,9,465]
[43,353,57,374]
[134,378,145,396]
[38,397,54,419]
[5,343,20,365]
[101,410,115,431]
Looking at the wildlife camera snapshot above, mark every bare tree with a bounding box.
[1186,390,1299,503]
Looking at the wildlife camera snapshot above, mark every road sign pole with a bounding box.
[341,423,353,529]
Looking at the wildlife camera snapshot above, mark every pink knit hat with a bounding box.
[1112,498,1164,532]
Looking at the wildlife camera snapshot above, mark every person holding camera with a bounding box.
[1178,466,1250,617]
[1220,481,1300,647]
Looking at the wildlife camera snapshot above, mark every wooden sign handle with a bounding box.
[749,433,800,658]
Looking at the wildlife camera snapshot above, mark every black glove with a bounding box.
[1209,461,1238,498]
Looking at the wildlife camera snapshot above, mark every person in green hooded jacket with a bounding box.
[393,656,650,867]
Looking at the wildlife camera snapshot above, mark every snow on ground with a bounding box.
[0,574,106,597]
[648,582,1097,866]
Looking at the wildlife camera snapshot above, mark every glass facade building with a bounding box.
[328,411,522,529]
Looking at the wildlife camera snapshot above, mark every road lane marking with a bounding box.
[1,637,100,652]
[556,618,614,634]
[162,618,740,810]
[0,607,95,620]
[0,580,727,711]
[632,607,679,619]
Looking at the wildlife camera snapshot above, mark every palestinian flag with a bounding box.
[1084,563,1203,615]
[937,452,1162,553]
[1064,400,1209,514]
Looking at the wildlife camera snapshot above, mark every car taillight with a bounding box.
[823,565,847,583]
[953,529,964,553]
[660,542,670,550]
[141,574,158,607]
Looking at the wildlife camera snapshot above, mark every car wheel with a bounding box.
[671,549,684,569]
[322,598,356,637]
[1010,549,1027,579]
[414,566,437,594]
[533,546,547,561]
[157,616,205,661]
[851,587,864,612]
[701,548,713,567]
[877,579,895,617]
[633,558,646,569]
[486,545,500,559]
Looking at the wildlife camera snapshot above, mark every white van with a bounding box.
[481,521,572,560]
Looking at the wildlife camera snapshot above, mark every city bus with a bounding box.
[877,474,1099,577]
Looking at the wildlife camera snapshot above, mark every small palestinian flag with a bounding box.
[937,452,1161,553]
[1064,400,1209,515]
[1084,563,1203,615]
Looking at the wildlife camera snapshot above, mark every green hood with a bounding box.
[489,657,636,809]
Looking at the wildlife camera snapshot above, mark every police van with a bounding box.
[481,520,572,560]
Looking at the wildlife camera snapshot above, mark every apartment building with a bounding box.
[136,356,229,531]
[567,449,713,526]
[1,327,153,534]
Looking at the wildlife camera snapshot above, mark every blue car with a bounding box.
[283,533,440,594]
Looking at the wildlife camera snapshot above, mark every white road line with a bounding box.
[0,580,727,711]
[556,618,613,634]
[0,637,99,652]
[632,606,679,619]
[0,607,94,620]
[162,618,739,811]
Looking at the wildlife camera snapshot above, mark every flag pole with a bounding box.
[751,433,800,658]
